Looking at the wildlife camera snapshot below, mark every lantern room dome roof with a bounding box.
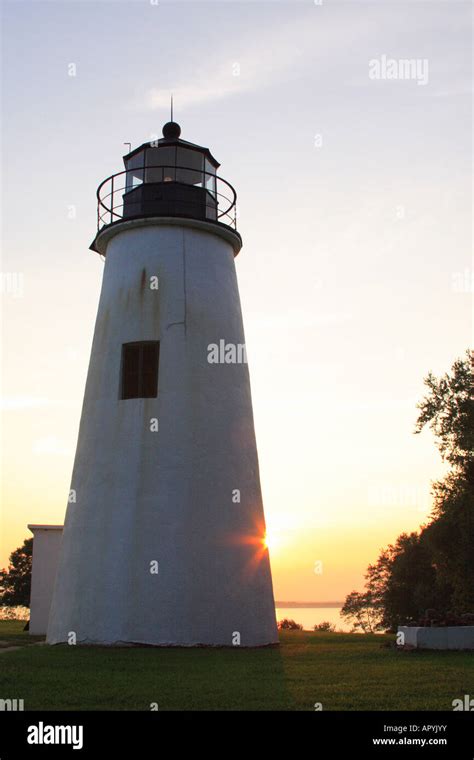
[122,122,220,169]
[162,121,181,139]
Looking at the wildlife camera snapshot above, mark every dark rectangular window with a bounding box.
[121,341,159,399]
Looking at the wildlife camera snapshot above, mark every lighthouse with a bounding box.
[47,120,278,646]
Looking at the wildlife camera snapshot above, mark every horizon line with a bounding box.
[275,601,344,608]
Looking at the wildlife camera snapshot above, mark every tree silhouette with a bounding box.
[343,351,473,630]
[0,538,33,607]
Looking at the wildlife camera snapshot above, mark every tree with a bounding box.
[343,534,445,632]
[340,591,382,633]
[0,538,33,607]
[342,352,473,632]
[415,349,473,477]
[421,477,474,611]
[415,351,474,612]
[379,532,440,629]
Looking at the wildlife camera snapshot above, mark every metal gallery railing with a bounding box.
[96,165,238,232]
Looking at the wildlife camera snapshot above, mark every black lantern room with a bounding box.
[121,121,220,223]
[92,121,240,253]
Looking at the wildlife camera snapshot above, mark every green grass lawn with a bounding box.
[0,621,44,649]
[0,621,471,710]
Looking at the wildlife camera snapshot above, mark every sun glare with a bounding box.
[263,531,281,552]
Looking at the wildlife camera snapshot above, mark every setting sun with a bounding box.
[263,531,281,552]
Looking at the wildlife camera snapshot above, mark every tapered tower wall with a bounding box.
[47,220,278,646]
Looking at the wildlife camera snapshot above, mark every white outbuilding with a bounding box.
[27,525,63,635]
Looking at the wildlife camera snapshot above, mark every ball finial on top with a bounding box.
[162,121,181,139]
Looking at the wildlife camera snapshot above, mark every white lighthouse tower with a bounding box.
[47,120,278,646]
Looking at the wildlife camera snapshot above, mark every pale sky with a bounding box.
[1,0,472,601]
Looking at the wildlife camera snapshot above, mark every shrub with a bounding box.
[314,621,336,632]
[0,605,30,621]
[277,618,303,630]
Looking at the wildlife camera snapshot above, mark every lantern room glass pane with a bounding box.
[145,147,176,183]
[125,151,145,193]
[176,148,203,186]
[204,158,216,197]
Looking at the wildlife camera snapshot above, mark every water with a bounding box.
[275,606,347,632]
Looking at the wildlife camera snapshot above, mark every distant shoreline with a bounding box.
[275,602,343,608]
